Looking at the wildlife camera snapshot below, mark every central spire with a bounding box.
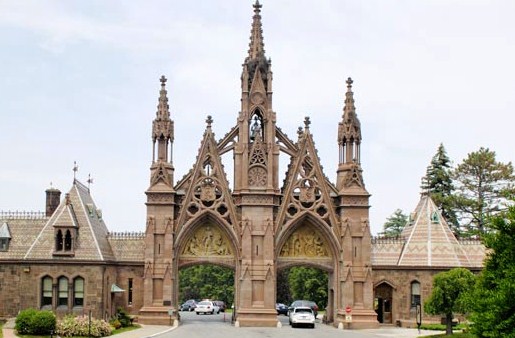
[247,0,265,62]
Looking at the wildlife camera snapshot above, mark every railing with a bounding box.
[0,210,46,219]
[108,231,145,239]
[371,236,406,244]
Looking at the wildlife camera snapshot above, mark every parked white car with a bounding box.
[289,306,315,328]
[194,300,220,315]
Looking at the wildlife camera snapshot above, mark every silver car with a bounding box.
[289,306,315,328]
[194,300,220,315]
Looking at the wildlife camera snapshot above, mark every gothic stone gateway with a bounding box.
[138,2,378,328]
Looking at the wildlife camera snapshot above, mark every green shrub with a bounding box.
[115,307,132,327]
[15,308,38,334]
[14,308,56,335]
[31,310,56,335]
[109,318,122,329]
[56,315,112,337]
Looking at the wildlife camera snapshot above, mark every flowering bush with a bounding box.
[56,315,112,337]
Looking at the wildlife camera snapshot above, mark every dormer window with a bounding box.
[54,227,76,256]
[0,222,12,251]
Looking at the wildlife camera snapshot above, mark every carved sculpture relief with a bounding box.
[280,225,329,258]
[182,224,233,257]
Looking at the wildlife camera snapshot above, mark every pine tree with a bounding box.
[452,147,515,235]
[421,144,459,234]
[379,209,407,238]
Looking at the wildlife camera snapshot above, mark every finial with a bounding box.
[346,77,353,90]
[297,127,303,137]
[253,0,262,13]
[73,161,79,181]
[206,115,213,127]
[87,174,94,190]
[160,75,167,87]
[304,116,311,129]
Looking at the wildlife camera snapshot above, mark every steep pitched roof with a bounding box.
[0,217,46,259]
[24,180,115,261]
[397,194,472,267]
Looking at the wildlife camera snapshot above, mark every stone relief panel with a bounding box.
[280,225,329,258]
[181,224,233,257]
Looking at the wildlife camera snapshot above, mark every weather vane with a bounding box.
[73,161,79,180]
[87,174,94,190]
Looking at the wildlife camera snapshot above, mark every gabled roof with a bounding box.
[0,222,11,238]
[24,180,115,261]
[397,194,472,267]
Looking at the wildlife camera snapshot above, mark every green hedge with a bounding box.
[15,308,56,335]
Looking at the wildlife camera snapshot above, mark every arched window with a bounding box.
[64,230,72,251]
[41,276,53,307]
[411,281,421,308]
[58,277,69,307]
[73,277,84,307]
[56,230,63,251]
[249,113,263,142]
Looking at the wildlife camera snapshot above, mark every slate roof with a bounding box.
[17,180,115,261]
[0,217,46,259]
[372,193,485,268]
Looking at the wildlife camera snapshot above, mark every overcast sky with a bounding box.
[1,0,514,235]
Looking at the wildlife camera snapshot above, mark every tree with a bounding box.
[424,268,476,335]
[421,144,459,234]
[288,267,328,309]
[468,203,515,337]
[179,265,234,305]
[276,268,292,305]
[452,147,515,236]
[379,209,408,238]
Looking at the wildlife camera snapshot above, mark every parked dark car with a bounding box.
[276,303,288,315]
[213,300,226,312]
[180,299,197,311]
[289,300,319,318]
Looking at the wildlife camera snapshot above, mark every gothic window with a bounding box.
[249,113,263,142]
[41,276,53,307]
[64,230,72,251]
[128,278,133,305]
[58,276,69,307]
[73,277,84,307]
[411,281,421,308]
[56,230,63,251]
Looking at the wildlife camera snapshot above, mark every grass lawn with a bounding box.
[0,322,3,338]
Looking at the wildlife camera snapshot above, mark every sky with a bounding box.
[1,0,514,235]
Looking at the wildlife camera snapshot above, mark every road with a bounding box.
[151,310,443,338]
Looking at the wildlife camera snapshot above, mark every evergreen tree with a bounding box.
[452,147,515,235]
[468,202,515,337]
[424,268,476,335]
[379,209,407,238]
[421,144,458,234]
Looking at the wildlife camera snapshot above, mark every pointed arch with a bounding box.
[276,211,340,272]
[175,210,240,268]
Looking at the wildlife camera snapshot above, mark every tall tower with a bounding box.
[233,0,279,327]
[140,76,177,324]
[336,78,378,327]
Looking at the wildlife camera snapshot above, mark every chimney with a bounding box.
[45,188,61,217]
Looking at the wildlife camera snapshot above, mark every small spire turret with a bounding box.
[152,76,174,164]
[338,77,362,165]
[247,0,265,62]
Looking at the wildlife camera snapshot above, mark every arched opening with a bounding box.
[276,266,329,325]
[178,264,235,321]
[175,215,238,323]
[276,215,340,325]
[374,282,394,324]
